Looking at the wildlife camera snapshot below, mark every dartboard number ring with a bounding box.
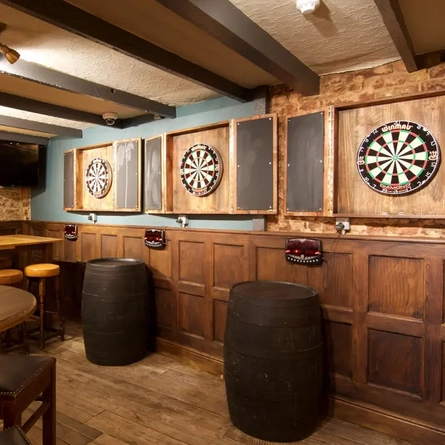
[179,143,223,197]
[356,120,440,195]
[85,157,112,198]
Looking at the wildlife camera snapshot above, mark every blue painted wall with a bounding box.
[31,97,257,230]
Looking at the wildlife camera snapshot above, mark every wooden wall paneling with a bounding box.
[144,135,163,213]
[368,329,422,395]
[336,96,445,218]
[45,225,64,262]
[0,221,24,235]
[423,256,443,403]
[100,233,119,258]
[122,229,146,262]
[351,249,369,385]
[113,138,142,212]
[63,150,75,210]
[284,109,325,216]
[232,113,278,214]
[168,122,230,214]
[176,233,206,342]
[368,255,425,319]
[255,244,308,284]
[308,251,354,310]
[79,227,99,263]
[210,234,250,345]
[27,221,445,445]
[324,321,352,378]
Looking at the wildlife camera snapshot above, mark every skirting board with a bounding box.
[156,338,223,377]
[330,396,445,445]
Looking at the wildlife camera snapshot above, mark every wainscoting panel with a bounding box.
[24,221,445,444]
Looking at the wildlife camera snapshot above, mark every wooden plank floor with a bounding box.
[12,322,413,445]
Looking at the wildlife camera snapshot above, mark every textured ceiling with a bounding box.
[0,3,219,108]
[228,0,400,73]
[400,0,445,54]
[67,0,277,88]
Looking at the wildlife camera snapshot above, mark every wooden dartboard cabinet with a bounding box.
[143,114,278,215]
[63,138,142,212]
[64,115,278,215]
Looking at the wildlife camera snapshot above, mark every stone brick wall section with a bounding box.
[0,187,30,221]
[268,61,445,237]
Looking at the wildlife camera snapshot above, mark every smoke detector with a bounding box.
[296,0,321,14]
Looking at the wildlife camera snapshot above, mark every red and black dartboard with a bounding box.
[85,157,112,198]
[356,120,440,195]
[179,143,223,197]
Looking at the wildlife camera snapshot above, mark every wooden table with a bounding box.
[0,234,63,264]
[0,285,37,333]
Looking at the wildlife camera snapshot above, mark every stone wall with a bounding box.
[268,60,445,236]
[0,187,31,221]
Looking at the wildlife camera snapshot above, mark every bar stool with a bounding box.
[0,355,56,445]
[25,264,65,350]
[0,269,22,286]
[0,426,32,445]
[0,269,28,354]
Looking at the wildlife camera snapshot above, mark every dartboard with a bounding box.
[85,157,112,198]
[356,120,440,195]
[179,143,223,196]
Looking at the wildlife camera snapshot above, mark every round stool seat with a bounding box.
[25,263,60,278]
[0,269,23,285]
[0,256,12,269]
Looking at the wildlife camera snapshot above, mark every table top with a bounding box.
[0,285,37,333]
[0,234,62,251]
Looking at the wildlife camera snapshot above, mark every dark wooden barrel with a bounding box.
[82,258,149,366]
[224,280,323,442]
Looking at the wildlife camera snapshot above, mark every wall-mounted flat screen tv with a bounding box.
[0,140,46,187]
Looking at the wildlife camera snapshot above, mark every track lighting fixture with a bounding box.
[0,23,20,64]
[0,43,20,64]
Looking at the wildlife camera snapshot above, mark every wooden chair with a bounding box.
[0,426,32,445]
[0,270,28,354]
[0,355,56,445]
[25,264,65,350]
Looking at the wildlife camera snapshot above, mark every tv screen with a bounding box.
[0,140,44,187]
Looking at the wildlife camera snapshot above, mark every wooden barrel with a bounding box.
[82,258,149,366]
[224,280,323,442]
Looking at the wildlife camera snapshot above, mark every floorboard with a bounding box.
[4,322,413,445]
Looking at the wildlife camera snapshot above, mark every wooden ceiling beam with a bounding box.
[0,92,123,127]
[0,130,49,144]
[374,0,419,72]
[0,0,250,102]
[154,0,319,96]
[0,59,177,118]
[0,115,82,137]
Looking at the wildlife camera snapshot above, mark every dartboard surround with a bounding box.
[356,120,440,195]
[85,157,112,199]
[179,143,223,197]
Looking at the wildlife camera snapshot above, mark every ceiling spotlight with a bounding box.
[296,0,321,14]
[0,23,20,64]
[0,43,20,64]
